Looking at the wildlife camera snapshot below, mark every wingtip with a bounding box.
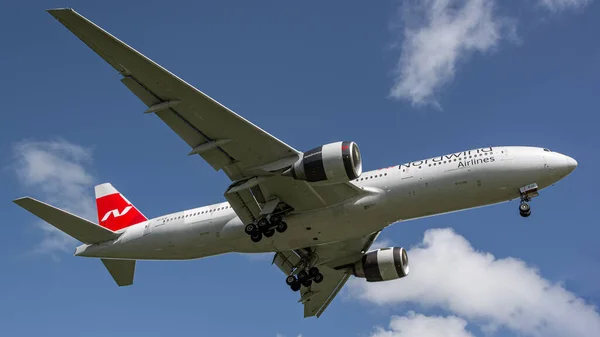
[46,8,75,19]
[13,196,32,205]
[47,7,74,13]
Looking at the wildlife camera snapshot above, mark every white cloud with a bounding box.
[371,238,394,250]
[538,0,592,12]
[371,312,475,337]
[349,228,600,337]
[12,139,97,255]
[389,0,515,107]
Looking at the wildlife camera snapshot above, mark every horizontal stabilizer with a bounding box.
[101,259,135,286]
[13,197,119,244]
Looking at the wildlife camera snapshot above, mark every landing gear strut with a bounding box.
[244,214,288,242]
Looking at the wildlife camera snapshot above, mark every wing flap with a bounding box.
[14,197,119,244]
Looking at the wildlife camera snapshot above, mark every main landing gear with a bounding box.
[286,267,324,292]
[244,214,288,242]
[518,183,538,218]
[283,248,324,292]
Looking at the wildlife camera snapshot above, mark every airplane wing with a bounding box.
[48,8,365,225]
[273,231,380,317]
[47,8,299,180]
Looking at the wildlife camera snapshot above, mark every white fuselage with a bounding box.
[75,146,576,260]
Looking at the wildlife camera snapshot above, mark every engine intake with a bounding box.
[353,247,409,282]
[286,141,362,184]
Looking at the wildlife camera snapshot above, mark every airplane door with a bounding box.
[400,164,413,179]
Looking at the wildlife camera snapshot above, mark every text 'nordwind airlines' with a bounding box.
[14,8,578,318]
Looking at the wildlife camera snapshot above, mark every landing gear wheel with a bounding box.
[244,223,257,235]
[520,210,531,217]
[250,232,262,243]
[308,267,320,278]
[301,278,313,288]
[313,273,324,284]
[290,281,301,292]
[257,218,269,229]
[286,275,297,286]
[271,214,282,224]
[297,270,308,283]
[264,229,275,238]
[519,202,531,217]
[275,221,288,233]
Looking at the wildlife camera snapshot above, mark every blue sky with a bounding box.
[2,0,599,336]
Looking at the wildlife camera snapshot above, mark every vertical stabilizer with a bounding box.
[95,183,147,231]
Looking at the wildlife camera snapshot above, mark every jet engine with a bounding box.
[352,247,409,282]
[285,141,362,184]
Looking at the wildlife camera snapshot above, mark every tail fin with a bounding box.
[95,183,147,231]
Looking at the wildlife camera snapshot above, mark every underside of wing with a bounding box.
[225,176,367,225]
[48,8,300,181]
[272,231,380,318]
[301,267,351,318]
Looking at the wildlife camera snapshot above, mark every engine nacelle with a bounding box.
[353,247,409,282]
[286,141,362,184]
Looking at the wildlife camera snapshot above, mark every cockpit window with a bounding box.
[543,148,551,152]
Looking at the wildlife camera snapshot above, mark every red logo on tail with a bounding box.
[101,206,133,222]
[97,193,147,231]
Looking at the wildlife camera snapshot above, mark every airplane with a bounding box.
[14,8,578,318]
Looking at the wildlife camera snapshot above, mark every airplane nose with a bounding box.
[564,155,578,175]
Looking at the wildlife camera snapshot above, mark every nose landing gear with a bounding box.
[519,201,531,217]
[518,183,537,218]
